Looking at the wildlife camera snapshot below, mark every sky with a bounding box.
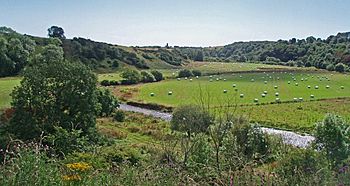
[1,0,350,47]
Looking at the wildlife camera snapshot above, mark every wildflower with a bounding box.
[66,162,92,171]
[62,174,81,181]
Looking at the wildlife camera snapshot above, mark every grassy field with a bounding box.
[127,72,350,107]
[0,77,21,109]
[236,98,350,133]
[97,62,298,82]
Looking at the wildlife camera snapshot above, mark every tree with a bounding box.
[192,70,202,77]
[194,50,204,61]
[140,71,155,83]
[178,69,193,78]
[335,63,346,72]
[326,64,335,71]
[171,105,213,138]
[314,114,350,167]
[96,89,119,117]
[9,44,98,140]
[171,105,213,165]
[121,69,141,84]
[150,70,164,81]
[48,26,65,39]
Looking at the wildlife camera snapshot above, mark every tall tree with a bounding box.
[9,44,98,140]
[48,26,66,39]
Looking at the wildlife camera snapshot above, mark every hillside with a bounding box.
[1,26,349,78]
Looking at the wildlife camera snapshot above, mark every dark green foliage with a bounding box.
[326,64,335,71]
[140,71,155,83]
[100,79,110,86]
[113,110,125,122]
[171,105,213,136]
[335,63,346,72]
[178,69,193,78]
[150,70,164,81]
[314,114,350,167]
[9,44,98,140]
[120,69,141,85]
[194,50,204,61]
[228,123,269,161]
[191,70,202,76]
[275,148,332,185]
[96,89,119,117]
[0,31,35,77]
[47,26,65,39]
[46,126,88,155]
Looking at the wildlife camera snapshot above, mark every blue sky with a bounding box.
[1,0,350,46]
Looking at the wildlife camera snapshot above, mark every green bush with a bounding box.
[96,89,119,117]
[113,110,125,122]
[150,70,164,81]
[177,69,193,78]
[121,69,141,85]
[191,70,202,76]
[314,114,350,167]
[140,71,155,83]
[275,148,332,185]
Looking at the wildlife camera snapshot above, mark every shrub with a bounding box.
[326,64,335,71]
[113,110,125,122]
[335,63,346,73]
[100,80,110,86]
[96,89,119,117]
[121,69,141,84]
[109,80,119,86]
[150,70,164,81]
[314,114,350,167]
[224,123,270,165]
[141,71,156,83]
[171,105,213,136]
[177,69,193,78]
[275,148,332,185]
[191,70,202,77]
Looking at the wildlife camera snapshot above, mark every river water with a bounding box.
[119,104,315,148]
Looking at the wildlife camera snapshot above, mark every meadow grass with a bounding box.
[0,77,21,109]
[131,71,350,107]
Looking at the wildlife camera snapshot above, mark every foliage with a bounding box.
[335,63,346,72]
[191,69,202,76]
[96,88,119,117]
[140,71,155,83]
[275,148,332,185]
[150,70,164,81]
[113,110,126,122]
[0,32,35,77]
[47,26,65,39]
[171,105,213,136]
[177,69,193,78]
[121,69,141,85]
[9,44,98,140]
[314,114,350,167]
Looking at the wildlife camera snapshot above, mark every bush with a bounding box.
[100,80,110,86]
[141,71,156,83]
[150,70,164,81]
[171,105,213,136]
[335,63,346,73]
[96,89,119,117]
[314,114,350,167]
[109,80,119,86]
[224,123,270,165]
[177,69,193,78]
[191,70,202,76]
[113,110,125,122]
[326,64,335,71]
[275,148,332,185]
[121,69,141,84]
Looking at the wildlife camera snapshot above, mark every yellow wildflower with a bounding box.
[62,174,81,181]
[66,162,92,171]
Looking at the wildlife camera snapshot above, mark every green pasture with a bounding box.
[0,77,21,109]
[132,72,350,107]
